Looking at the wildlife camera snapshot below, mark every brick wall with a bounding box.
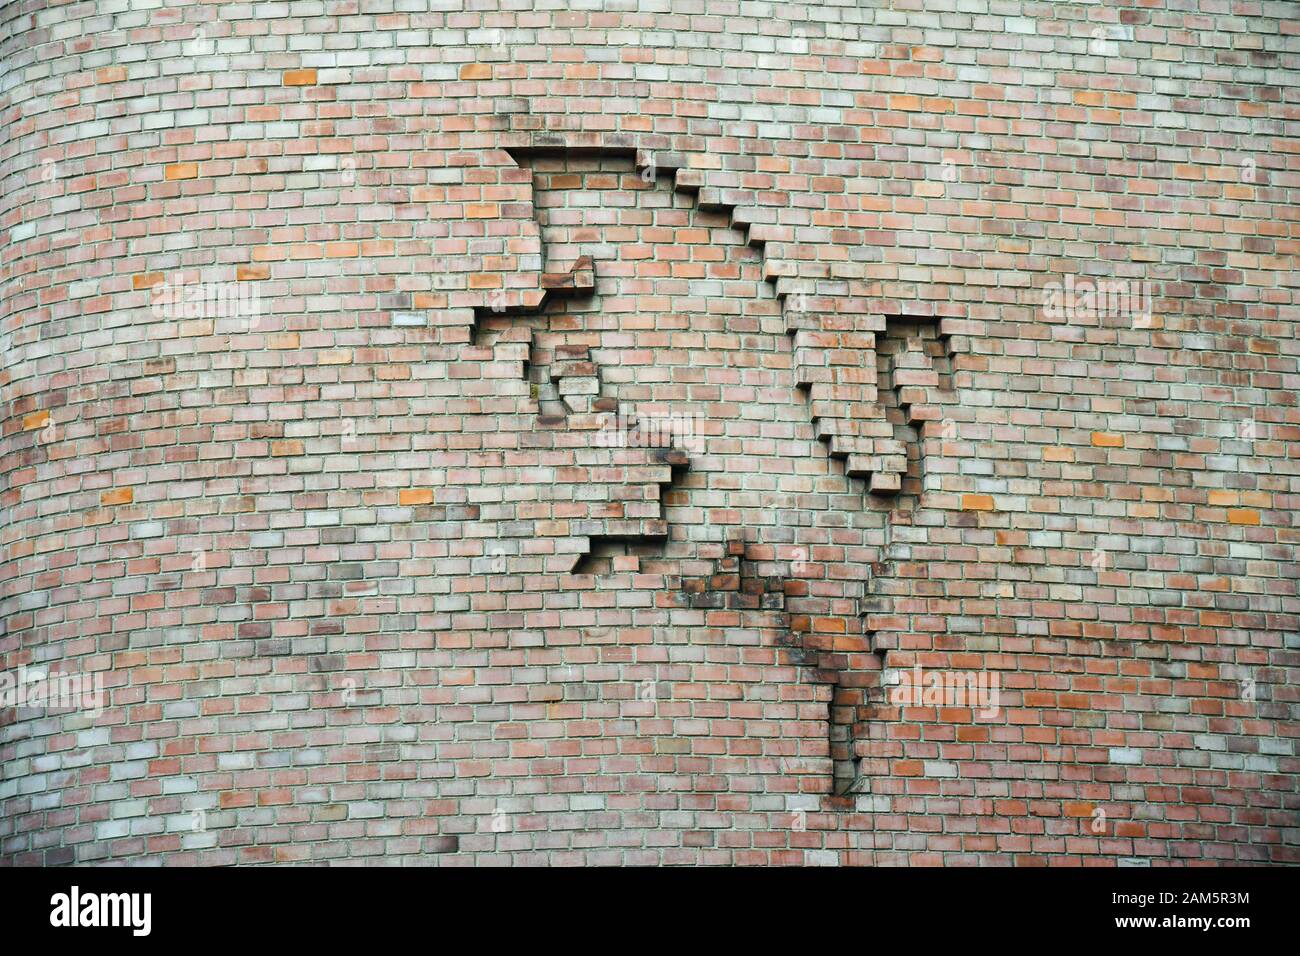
[2,0,1297,865]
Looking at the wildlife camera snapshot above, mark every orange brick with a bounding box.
[1208,490,1239,506]
[165,162,198,180]
[236,264,270,281]
[465,203,499,219]
[400,489,434,506]
[962,494,995,511]
[1091,432,1124,448]
[22,410,50,431]
[1228,509,1260,526]
[271,440,304,456]
[101,487,134,506]
[1064,802,1095,818]
[134,272,164,290]
[460,63,492,80]
[283,69,317,86]
[1043,447,1074,462]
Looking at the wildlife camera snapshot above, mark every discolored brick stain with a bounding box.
[1,3,1296,867]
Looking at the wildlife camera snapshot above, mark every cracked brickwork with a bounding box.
[1,1,1298,866]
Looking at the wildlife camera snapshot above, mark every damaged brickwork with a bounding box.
[1,2,1297,865]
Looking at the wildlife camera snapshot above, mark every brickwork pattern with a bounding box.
[1,1,1297,865]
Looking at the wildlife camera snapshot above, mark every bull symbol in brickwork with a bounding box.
[471,145,959,798]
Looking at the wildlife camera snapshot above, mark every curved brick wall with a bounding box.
[2,1,1297,865]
